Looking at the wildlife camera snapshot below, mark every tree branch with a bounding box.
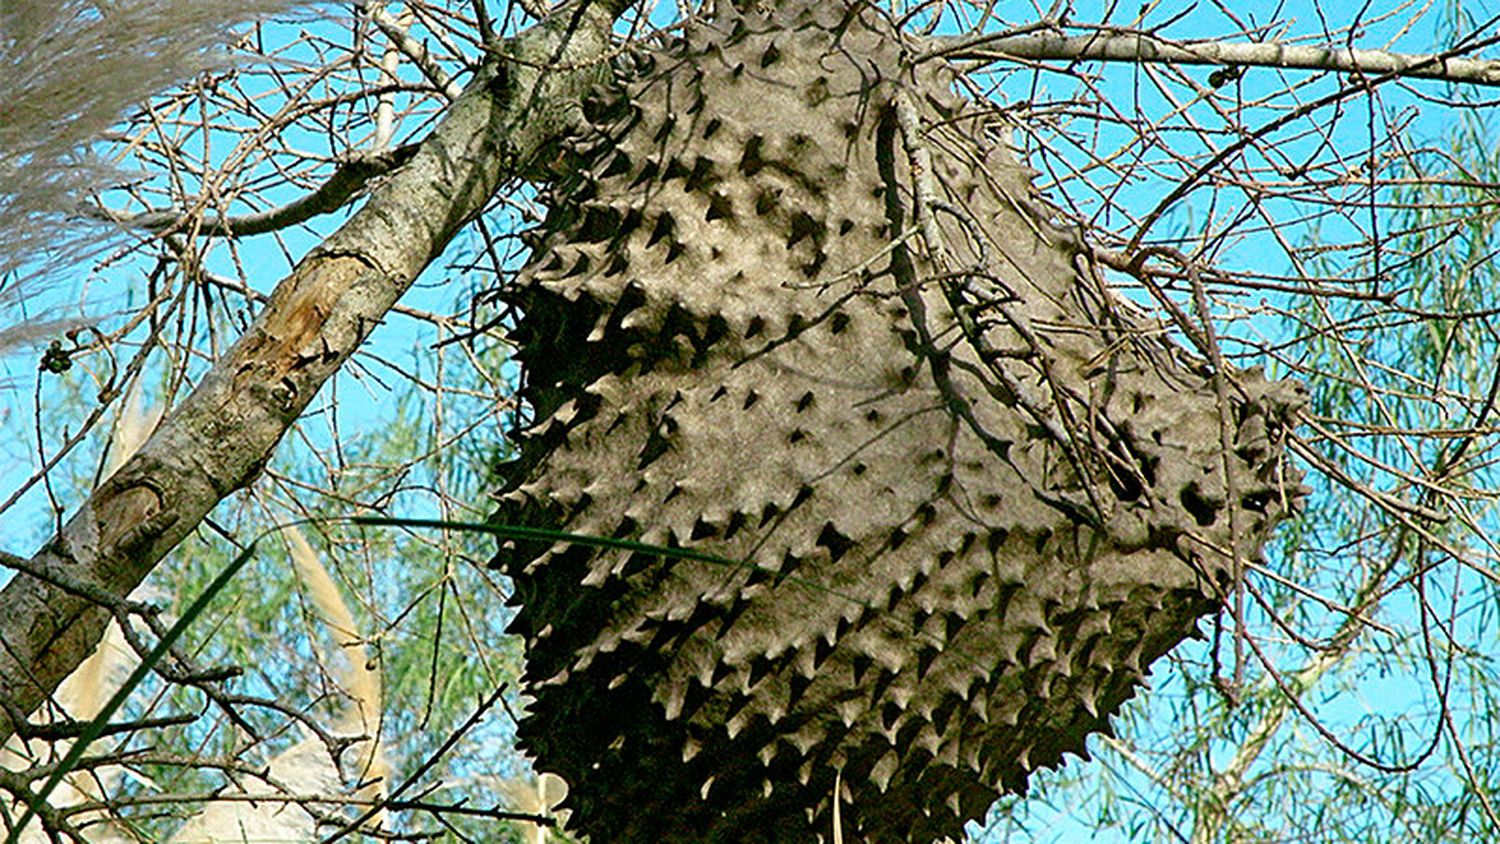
[368,4,466,101]
[0,0,628,747]
[1190,550,1398,844]
[923,28,1500,88]
[88,144,420,237]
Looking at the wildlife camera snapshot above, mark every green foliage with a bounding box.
[976,105,1500,844]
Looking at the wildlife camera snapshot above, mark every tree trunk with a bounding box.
[0,0,624,747]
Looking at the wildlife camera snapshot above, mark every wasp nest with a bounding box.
[491,2,1304,841]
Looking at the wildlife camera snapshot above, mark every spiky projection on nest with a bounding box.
[491,2,1305,841]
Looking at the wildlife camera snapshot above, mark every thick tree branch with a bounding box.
[0,0,627,747]
[924,28,1500,88]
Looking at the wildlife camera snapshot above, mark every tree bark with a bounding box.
[0,0,625,746]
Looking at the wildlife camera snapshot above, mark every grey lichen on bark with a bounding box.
[492,2,1306,841]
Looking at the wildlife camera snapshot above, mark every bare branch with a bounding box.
[368,4,466,101]
[88,145,420,237]
[925,28,1500,88]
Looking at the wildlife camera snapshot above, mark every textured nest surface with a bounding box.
[490,2,1306,841]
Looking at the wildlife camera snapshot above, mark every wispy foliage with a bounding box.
[0,0,310,344]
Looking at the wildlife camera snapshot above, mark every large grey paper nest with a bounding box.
[491,3,1304,841]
